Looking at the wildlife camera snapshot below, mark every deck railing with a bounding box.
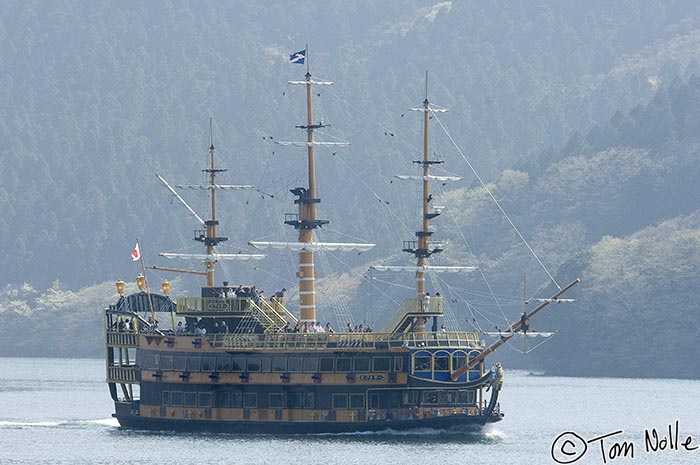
[206,330,481,351]
[107,366,140,383]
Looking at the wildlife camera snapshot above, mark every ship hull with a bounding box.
[113,411,502,434]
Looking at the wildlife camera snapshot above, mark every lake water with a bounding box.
[0,357,698,465]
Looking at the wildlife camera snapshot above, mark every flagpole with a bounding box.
[306,43,309,74]
[136,237,156,323]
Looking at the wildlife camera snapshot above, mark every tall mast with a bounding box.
[199,118,226,286]
[297,69,320,322]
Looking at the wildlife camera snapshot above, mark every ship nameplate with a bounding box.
[358,374,385,381]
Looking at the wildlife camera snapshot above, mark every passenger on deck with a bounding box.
[175,321,184,333]
[292,323,300,333]
[124,319,131,331]
[325,323,334,333]
[315,322,324,333]
[117,318,125,332]
[273,288,287,301]
[346,323,353,332]
[220,321,229,334]
[213,322,220,333]
[422,292,431,311]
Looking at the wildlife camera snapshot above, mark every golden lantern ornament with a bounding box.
[116,280,125,296]
[136,274,146,291]
[161,280,171,296]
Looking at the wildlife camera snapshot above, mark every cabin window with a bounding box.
[174,356,188,372]
[142,354,159,370]
[413,356,432,372]
[184,392,197,407]
[161,355,173,370]
[216,392,230,408]
[272,356,287,372]
[216,356,231,372]
[231,356,245,372]
[289,392,314,409]
[269,393,284,409]
[199,393,212,408]
[349,394,365,409]
[452,355,466,371]
[373,357,391,372]
[247,357,261,372]
[302,357,318,373]
[243,393,258,408]
[336,358,352,373]
[201,357,216,372]
[394,356,404,372]
[389,391,401,408]
[319,357,335,372]
[188,356,201,372]
[170,391,183,406]
[231,391,243,408]
[288,357,302,372]
[261,357,272,372]
[332,394,348,409]
[434,356,450,372]
[353,357,370,372]
[402,390,419,405]
[458,390,475,404]
[161,391,170,406]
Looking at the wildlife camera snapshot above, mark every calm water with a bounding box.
[0,357,698,465]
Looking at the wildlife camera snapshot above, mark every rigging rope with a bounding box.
[430,109,561,290]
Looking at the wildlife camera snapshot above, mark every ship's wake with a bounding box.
[0,418,119,429]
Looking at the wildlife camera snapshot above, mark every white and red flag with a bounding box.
[131,242,141,261]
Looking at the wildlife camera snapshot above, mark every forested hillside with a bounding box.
[2,1,700,377]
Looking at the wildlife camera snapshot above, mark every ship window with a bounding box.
[171,391,183,407]
[394,356,404,372]
[349,394,365,409]
[288,357,302,372]
[332,394,348,409]
[272,356,287,372]
[353,357,370,372]
[216,392,230,408]
[452,355,466,371]
[188,356,201,372]
[161,355,173,370]
[199,393,212,408]
[458,390,475,404]
[270,393,284,409]
[143,354,159,370]
[261,357,272,372]
[247,357,261,372]
[290,392,314,409]
[423,390,447,405]
[162,391,170,406]
[243,393,258,408]
[389,391,401,408]
[302,357,318,373]
[336,358,352,373]
[413,356,432,372]
[373,357,391,372]
[434,356,450,372]
[402,390,419,405]
[216,356,231,372]
[231,391,243,408]
[184,392,197,407]
[231,356,245,372]
[201,357,216,372]
[174,356,188,371]
[319,357,335,372]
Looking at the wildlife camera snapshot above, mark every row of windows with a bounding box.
[142,353,404,374]
[159,389,475,410]
[412,350,481,374]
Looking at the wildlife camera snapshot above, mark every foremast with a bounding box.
[154,118,264,281]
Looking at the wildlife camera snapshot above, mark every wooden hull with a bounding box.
[113,411,503,434]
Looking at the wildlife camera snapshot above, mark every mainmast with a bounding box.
[249,52,375,322]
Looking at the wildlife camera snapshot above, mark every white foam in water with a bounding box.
[483,424,505,439]
[0,418,119,428]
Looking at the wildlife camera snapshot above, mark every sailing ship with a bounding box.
[104,55,578,433]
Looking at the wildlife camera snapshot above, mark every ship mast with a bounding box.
[204,117,224,287]
[249,52,376,322]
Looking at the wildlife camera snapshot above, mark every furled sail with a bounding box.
[175,184,255,190]
[159,253,265,261]
[394,175,463,182]
[276,141,350,147]
[249,241,375,252]
[370,265,477,273]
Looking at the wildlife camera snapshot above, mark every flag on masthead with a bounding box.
[131,242,141,261]
[289,49,305,64]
